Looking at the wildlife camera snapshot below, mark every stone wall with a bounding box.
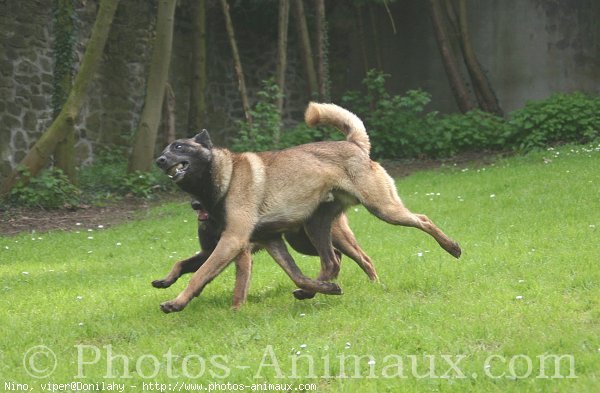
[0,0,55,177]
[0,0,154,179]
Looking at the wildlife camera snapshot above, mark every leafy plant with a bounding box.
[10,167,81,209]
[425,110,509,157]
[118,170,167,198]
[507,92,600,151]
[78,146,172,201]
[342,70,599,158]
[232,79,283,152]
[342,70,436,158]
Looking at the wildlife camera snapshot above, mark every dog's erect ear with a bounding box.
[194,129,213,149]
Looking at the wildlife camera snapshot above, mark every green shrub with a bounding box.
[232,78,345,152]
[508,92,600,151]
[78,146,172,200]
[342,70,435,158]
[232,79,283,152]
[425,109,509,157]
[342,70,599,158]
[10,167,81,209]
[77,146,128,197]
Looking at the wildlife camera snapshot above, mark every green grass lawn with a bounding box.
[1,143,599,392]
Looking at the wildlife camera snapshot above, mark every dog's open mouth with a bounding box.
[167,162,189,182]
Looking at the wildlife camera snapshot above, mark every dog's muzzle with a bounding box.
[156,155,189,182]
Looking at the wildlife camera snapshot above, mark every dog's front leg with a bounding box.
[160,235,246,313]
[151,252,209,289]
[232,249,252,309]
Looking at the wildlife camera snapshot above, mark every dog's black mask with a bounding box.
[155,129,213,189]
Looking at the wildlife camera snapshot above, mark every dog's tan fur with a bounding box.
[156,102,461,313]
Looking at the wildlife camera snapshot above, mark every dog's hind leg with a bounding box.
[356,162,462,258]
[232,249,252,309]
[285,213,378,283]
[331,214,378,281]
[264,236,342,297]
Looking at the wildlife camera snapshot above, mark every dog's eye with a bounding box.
[174,144,183,150]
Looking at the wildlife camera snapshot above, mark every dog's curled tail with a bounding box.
[305,102,371,154]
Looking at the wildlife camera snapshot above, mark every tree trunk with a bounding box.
[162,83,176,145]
[428,0,474,113]
[276,0,290,126]
[188,0,207,132]
[0,0,120,196]
[368,3,383,71]
[455,0,503,116]
[292,0,318,98]
[315,0,330,101]
[53,0,77,183]
[220,0,252,125]
[128,0,177,173]
[354,4,370,76]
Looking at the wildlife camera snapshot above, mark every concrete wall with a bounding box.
[1,0,598,180]
[331,0,599,113]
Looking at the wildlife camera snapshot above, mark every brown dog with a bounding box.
[152,200,378,308]
[155,102,461,313]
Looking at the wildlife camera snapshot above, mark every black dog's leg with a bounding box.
[152,203,220,289]
[152,252,209,288]
[292,202,343,300]
[264,236,342,296]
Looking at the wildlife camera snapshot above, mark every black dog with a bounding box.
[152,200,378,308]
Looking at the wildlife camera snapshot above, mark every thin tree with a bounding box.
[292,0,318,98]
[368,2,383,71]
[275,0,290,124]
[454,0,503,116]
[220,0,252,125]
[162,83,176,145]
[128,0,177,173]
[354,3,370,76]
[188,0,207,132]
[428,0,474,113]
[315,0,330,101]
[53,0,76,183]
[0,0,120,196]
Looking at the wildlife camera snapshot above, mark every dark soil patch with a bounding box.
[0,194,187,236]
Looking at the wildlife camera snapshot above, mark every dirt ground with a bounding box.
[0,153,498,236]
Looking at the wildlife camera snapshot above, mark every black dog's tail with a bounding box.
[304,102,371,155]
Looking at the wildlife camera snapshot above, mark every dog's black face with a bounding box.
[155,130,213,187]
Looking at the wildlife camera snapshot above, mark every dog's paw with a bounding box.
[293,289,316,300]
[323,282,343,295]
[449,242,462,259]
[151,279,173,288]
[160,300,185,313]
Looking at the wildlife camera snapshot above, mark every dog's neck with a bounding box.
[185,148,231,217]
[210,149,233,201]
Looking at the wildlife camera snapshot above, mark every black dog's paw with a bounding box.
[151,279,173,289]
[326,282,343,295]
[160,300,185,313]
[293,289,316,300]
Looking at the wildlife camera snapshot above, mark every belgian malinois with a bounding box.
[152,200,378,308]
[155,102,461,313]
